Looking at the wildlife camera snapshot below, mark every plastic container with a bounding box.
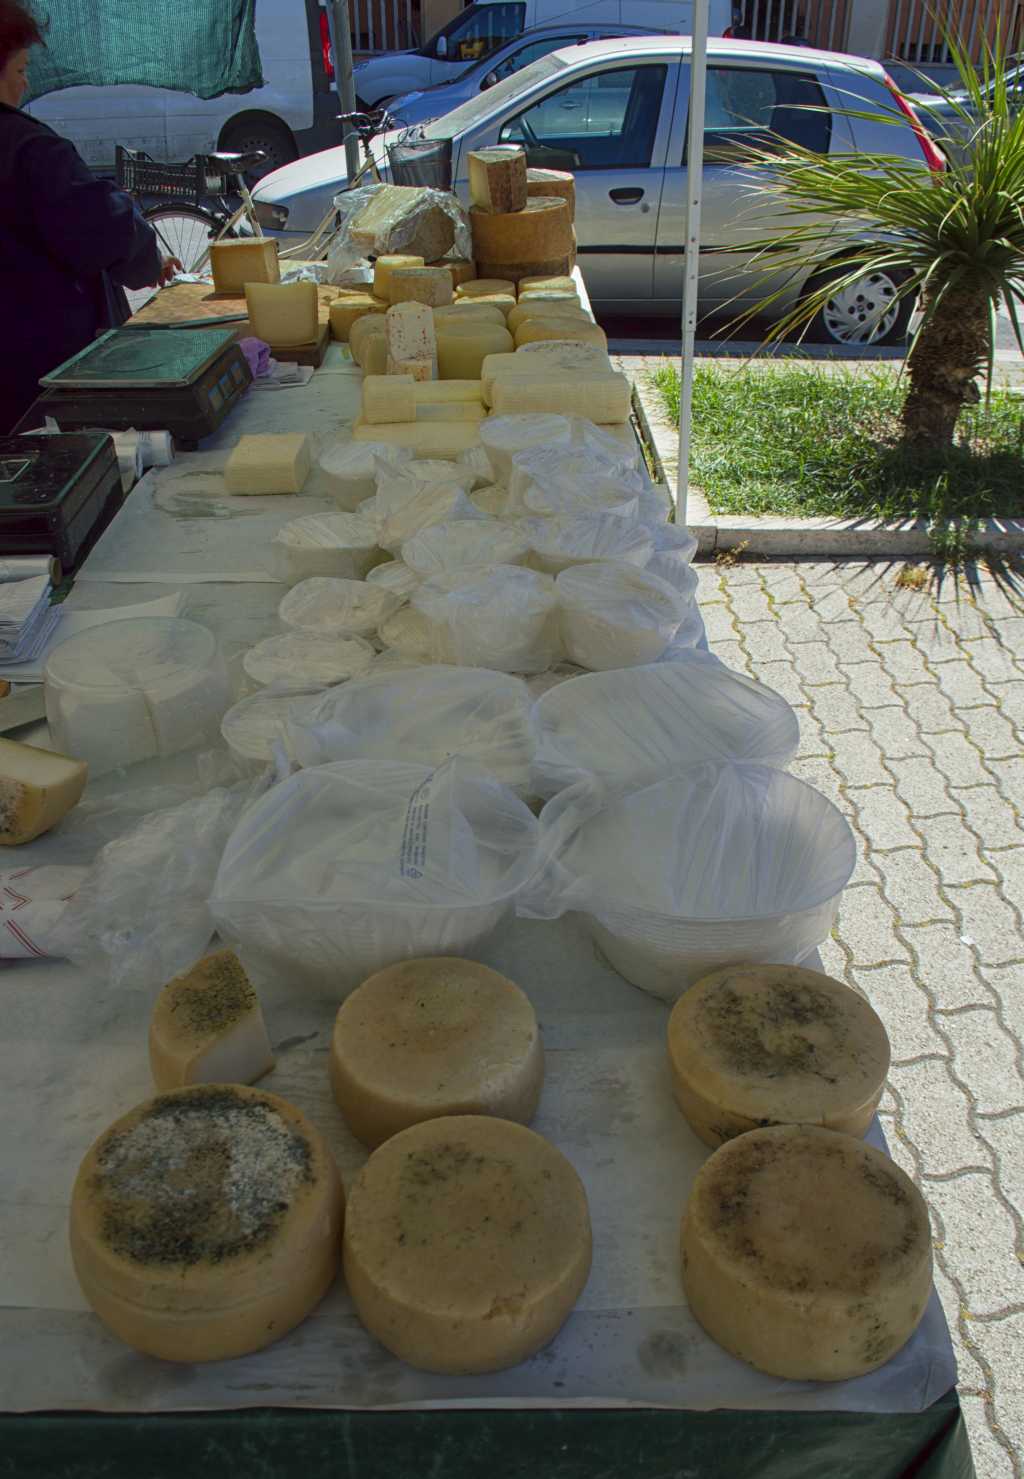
[211,758,540,994]
[412,565,560,674]
[221,686,325,769]
[521,513,653,576]
[272,512,381,586]
[530,653,801,798]
[556,562,685,670]
[242,632,375,689]
[522,762,857,1000]
[44,617,230,777]
[278,577,401,638]
[319,440,411,509]
[402,520,529,578]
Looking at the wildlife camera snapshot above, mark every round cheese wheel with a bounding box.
[344,1115,591,1373]
[330,957,544,1147]
[69,1085,344,1362]
[456,278,516,299]
[681,1124,932,1381]
[668,964,891,1147]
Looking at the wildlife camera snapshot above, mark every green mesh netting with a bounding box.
[24,0,263,103]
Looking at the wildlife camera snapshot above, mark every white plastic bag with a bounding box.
[279,576,401,637]
[365,559,422,602]
[529,653,801,798]
[520,762,856,1000]
[211,757,540,993]
[286,666,534,793]
[412,565,561,673]
[319,440,411,508]
[508,444,644,506]
[556,561,685,670]
[221,686,327,768]
[458,444,495,486]
[377,458,477,495]
[471,483,511,517]
[272,512,380,586]
[326,182,470,279]
[480,414,574,486]
[378,604,438,663]
[645,517,698,572]
[377,482,487,554]
[242,632,375,689]
[521,513,653,575]
[402,520,529,577]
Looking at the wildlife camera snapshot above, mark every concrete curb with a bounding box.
[625,356,1024,560]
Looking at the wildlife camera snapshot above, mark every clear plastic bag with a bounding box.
[272,512,380,586]
[286,666,534,793]
[221,686,328,768]
[530,653,801,798]
[211,757,540,993]
[521,513,653,575]
[326,183,470,280]
[480,414,574,486]
[319,440,411,508]
[378,604,438,664]
[278,576,401,637]
[520,762,857,1000]
[458,444,495,487]
[242,632,375,689]
[365,559,421,602]
[509,444,643,506]
[376,482,487,555]
[402,520,529,577]
[412,565,561,673]
[556,561,685,670]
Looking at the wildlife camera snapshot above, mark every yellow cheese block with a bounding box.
[352,417,482,459]
[70,1084,344,1362]
[416,401,486,422]
[667,964,891,1147]
[365,375,486,424]
[225,433,311,494]
[343,1115,590,1373]
[519,274,577,295]
[506,300,590,335]
[427,256,477,287]
[489,371,631,423]
[434,302,508,328]
[456,278,516,299]
[468,146,528,213]
[480,344,613,403]
[329,294,387,342]
[349,312,387,365]
[362,335,389,375]
[387,266,454,308]
[437,322,513,379]
[329,957,543,1147]
[0,736,87,845]
[148,949,275,1092]
[363,373,418,424]
[372,253,424,300]
[681,1124,932,1381]
[244,281,319,348]
[209,237,280,294]
[514,317,607,349]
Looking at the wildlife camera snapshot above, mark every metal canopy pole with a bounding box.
[676,0,710,526]
[329,0,362,180]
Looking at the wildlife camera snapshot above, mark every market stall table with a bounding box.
[0,279,973,1478]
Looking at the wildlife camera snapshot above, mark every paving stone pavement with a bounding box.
[697,556,1024,1479]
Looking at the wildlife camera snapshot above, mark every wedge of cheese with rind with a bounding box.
[0,737,87,845]
[148,949,275,1092]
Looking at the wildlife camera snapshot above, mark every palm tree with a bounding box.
[735,31,1024,452]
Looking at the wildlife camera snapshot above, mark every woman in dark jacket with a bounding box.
[0,0,178,431]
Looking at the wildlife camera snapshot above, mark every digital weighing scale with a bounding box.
[36,327,252,447]
[0,432,122,572]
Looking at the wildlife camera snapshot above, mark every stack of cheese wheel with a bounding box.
[343,1114,591,1373]
[681,1123,932,1381]
[329,956,544,1147]
[69,1084,344,1361]
[667,963,891,1147]
[467,147,574,284]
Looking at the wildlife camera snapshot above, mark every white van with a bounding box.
[352,0,738,106]
[25,0,340,174]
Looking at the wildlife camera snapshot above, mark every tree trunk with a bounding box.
[901,285,990,451]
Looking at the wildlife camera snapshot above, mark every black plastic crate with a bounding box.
[114,147,227,203]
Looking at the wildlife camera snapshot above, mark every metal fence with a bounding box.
[351,0,417,53]
[885,0,1024,63]
[734,0,850,50]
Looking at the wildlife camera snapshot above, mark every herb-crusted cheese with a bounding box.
[343,1115,591,1373]
[69,1085,344,1362]
[668,964,891,1147]
[681,1124,932,1381]
[148,949,275,1093]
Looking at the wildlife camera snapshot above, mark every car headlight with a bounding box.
[253,201,289,229]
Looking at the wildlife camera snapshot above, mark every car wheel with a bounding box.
[218,117,298,182]
[804,267,915,347]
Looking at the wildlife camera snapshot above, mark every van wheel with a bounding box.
[804,266,914,347]
[218,117,298,182]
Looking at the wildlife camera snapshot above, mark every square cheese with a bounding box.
[209,238,280,295]
[225,434,311,495]
[244,281,319,349]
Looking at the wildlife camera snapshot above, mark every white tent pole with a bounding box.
[329,0,362,180]
[676,0,709,526]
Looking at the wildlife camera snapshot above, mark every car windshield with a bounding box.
[421,53,569,138]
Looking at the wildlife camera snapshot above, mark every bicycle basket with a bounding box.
[114,147,217,204]
[387,137,453,191]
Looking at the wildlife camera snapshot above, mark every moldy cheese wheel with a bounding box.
[329,956,544,1147]
[681,1124,932,1381]
[343,1115,591,1373]
[69,1085,344,1362]
[668,963,891,1147]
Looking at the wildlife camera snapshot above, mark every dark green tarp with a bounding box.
[24,0,263,103]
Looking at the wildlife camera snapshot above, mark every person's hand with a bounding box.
[158,256,185,286]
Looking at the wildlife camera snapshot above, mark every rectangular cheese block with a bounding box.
[329,294,387,342]
[348,186,455,261]
[481,343,613,402]
[0,737,87,845]
[363,374,417,424]
[437,323,513,380]
[416,379,484,405]
[514,317,607,349]
[209,237,280,294]
[352,417,482,459]
[489,371,631,423]
[373,254,424,300]
[386,301,437,375]
[415,402,487,423]
[244,281,319,348]
[468,147,528,213]
[362,335,388,376]
[364,376,484,425]
[224,433,311,494]
[388,266,454,307]
[427,257,477,287]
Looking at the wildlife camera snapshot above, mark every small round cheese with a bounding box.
[70,1085,344,1362]
[668,964,891,1147]
[343,1115,591,1373]
[681,1124,932,1381]
[330,957,544,1147]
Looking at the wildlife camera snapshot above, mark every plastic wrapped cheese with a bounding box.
[378,605,438,664]
[272,512,380,585]
[279,577,401,638]
[221,687,326,768]
[521,513,653,576]
[377,482,487,555]
[458,444,495,485]
[479,414,574,486]
[470,484,509,517]
[365,560,421,602]
[402,520,529,577]
[556,562,685,670]
[412,565,560,673]
[319,440,412,508]
[242,632,375,689]
[380,458,478,493]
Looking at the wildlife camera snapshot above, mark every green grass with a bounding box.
[654,363,1024,554]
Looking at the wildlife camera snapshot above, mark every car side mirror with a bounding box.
[435,34,448,58]
[482,70,498,89]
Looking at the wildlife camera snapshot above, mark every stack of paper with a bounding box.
[0,576,60,666]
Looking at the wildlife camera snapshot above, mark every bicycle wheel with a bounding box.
[126,202,222,314]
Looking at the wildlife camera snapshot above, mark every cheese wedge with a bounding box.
[668,964,891,1148]
[681,1124,932,1381]
[209,238,280,294]
[244,281,319,348]
[148,949,275,1092]
[343,1115,590,1373]
[468,147,528,213]
[0,737,87,845]
[372,253,425,301]
[70,1084,344,1362]
[388,266,454,308]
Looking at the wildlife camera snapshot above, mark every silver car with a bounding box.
[255,36,942,344]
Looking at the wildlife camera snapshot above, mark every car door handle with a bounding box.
[609,187,644,204]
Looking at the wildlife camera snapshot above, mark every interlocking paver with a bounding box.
[975,1110,1024,1221]
[932,1261,990,1393]
[841,658,902,708]
[806,683,869,732]
[903,923,995,1010]
[938,660,1001,709]
[986,966,1024,1043]
[889,756,960,819]
[827,727,891,787]
[889,1058,989,1178]
[935,1008,1024,1116]
[859,963,948,1060]
[864,705,931,759]
[989,680,1024,734]
[834,881,910,964]
[920,813,999,885]
[726,585,774,624]
[948,786,1024,848]
[846,785,921,850]
[925,1173,1022,1319]
[961,705,1022,760]
[978,1315,1024,1465]
[927,731,995,789]
[739,618,791,664]
[958,1395,1018,1479]
[701,603,738,643]
[963,637,1024,684]
[873,849,954,926]
[947,883,1023,968]
[752,658,805,707]
[790,639,846,685]
[876,641,934,686]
